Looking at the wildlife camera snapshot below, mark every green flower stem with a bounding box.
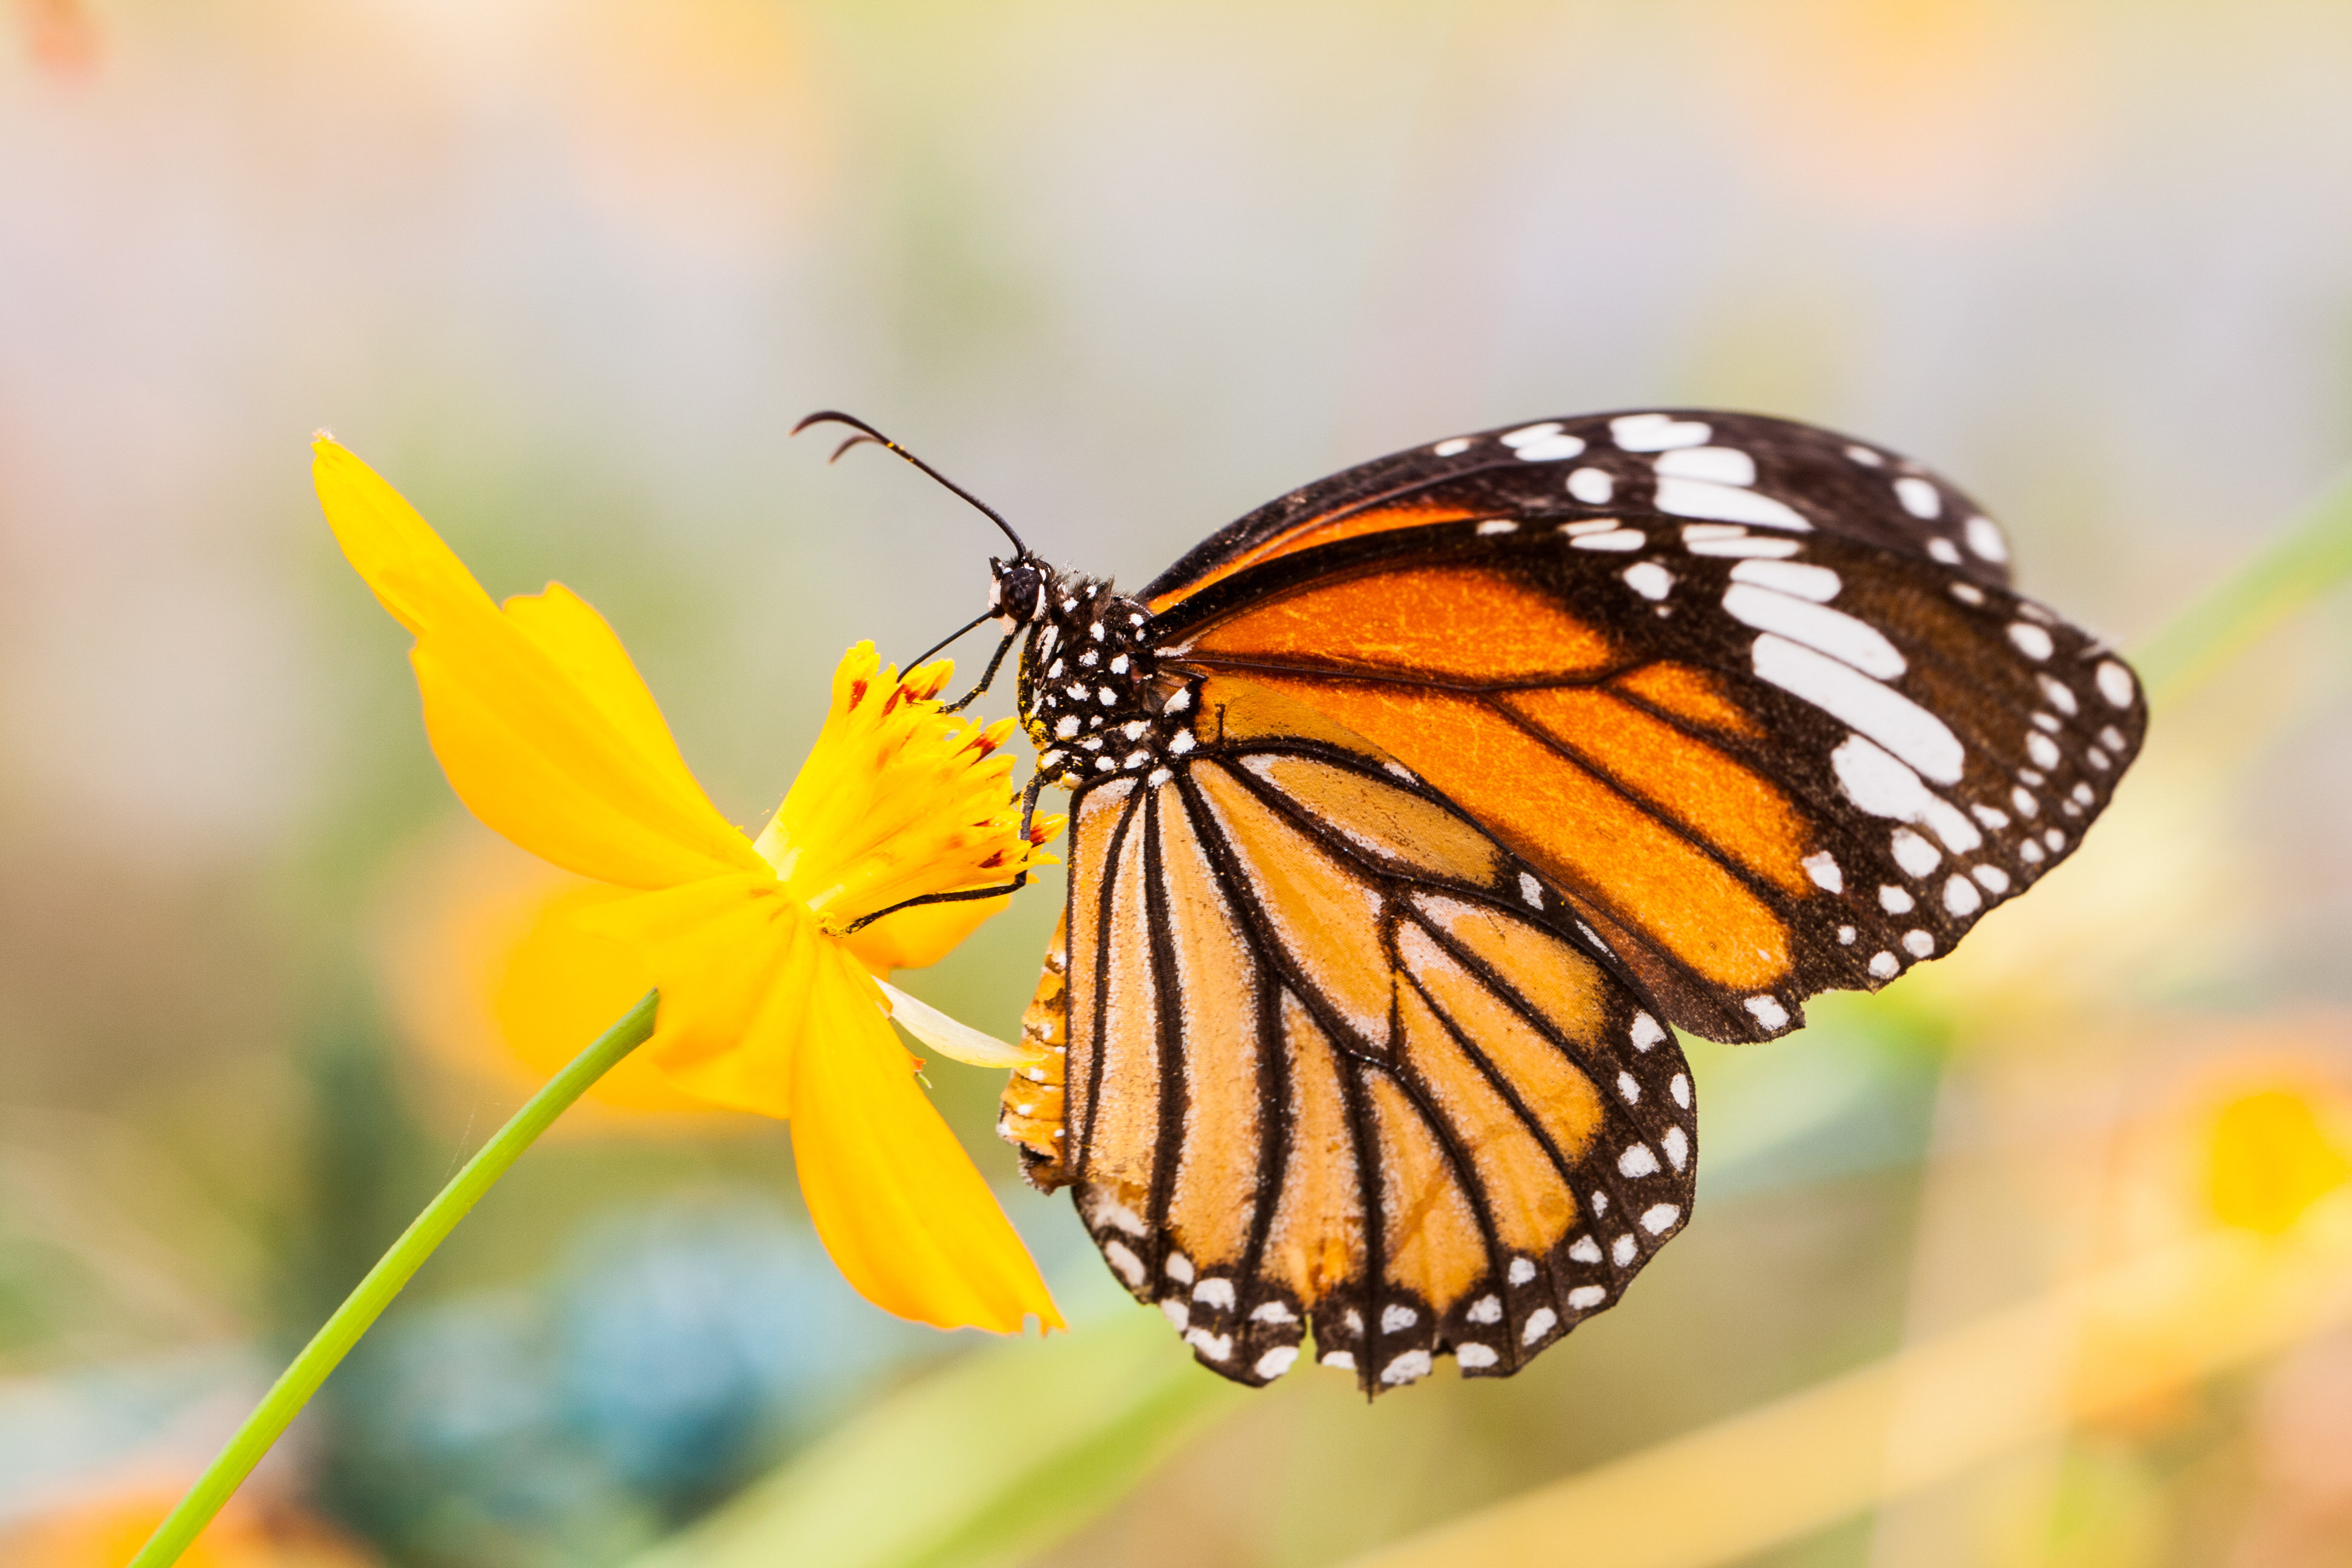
[2136,465,2352,709]
[128,989,661,1568]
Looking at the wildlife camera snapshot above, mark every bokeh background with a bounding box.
[5,3,2352,1566]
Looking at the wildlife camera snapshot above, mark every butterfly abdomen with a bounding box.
[999,912,1073,1188]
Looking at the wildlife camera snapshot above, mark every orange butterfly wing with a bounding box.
[1004,410,2145,1391]
[1002,677,1695,1393]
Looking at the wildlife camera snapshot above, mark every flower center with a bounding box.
[754,644,1051,933]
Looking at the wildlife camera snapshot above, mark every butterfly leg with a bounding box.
[939,627,1022,713]
[837,773,1051,934]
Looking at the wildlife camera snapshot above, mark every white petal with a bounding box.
[877,979,1043,1068]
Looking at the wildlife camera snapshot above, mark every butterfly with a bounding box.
[800,408,2146,1396]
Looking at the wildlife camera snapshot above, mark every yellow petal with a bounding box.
[316,439,765,889]
[792,939,1065,1333]
[575,872,809,1118]
[376,827,731,1123]
[842,893,1011,975]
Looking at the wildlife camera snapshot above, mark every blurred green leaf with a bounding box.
[2133,465,2352,709]
[624,1306,1248,1568]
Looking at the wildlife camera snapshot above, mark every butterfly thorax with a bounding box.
[1016,568,1193,791]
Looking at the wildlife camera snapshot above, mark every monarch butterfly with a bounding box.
[802,408,2146,1395]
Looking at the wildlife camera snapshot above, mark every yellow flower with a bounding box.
[313,436,1065,1333]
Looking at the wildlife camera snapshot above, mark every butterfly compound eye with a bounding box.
[993,561,1045,626]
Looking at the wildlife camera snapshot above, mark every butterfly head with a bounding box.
[986,554,1051,629]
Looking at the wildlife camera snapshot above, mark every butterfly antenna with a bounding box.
[792,410,1030,556]
[904,607,996,673]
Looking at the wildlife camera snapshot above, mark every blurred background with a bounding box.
[4,2,2351,1566]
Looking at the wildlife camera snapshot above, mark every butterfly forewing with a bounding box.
[1144,410,2015,616]
[1149,515,2144,1042]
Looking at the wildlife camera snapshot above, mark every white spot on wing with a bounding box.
[1880,884,1915,913]
[1944,875,1984,916]
[1457,1343,1500,1370]
[1895,476,1942,518]
[1803,851,1843,892]
[1571,528,1647,550]
[1476,519,1519,535]
[1726,586,1904,678]
[2097,661,2135,707]
[1610,413,1711,451]
[1965,515,2010,562]
[1508,1256,1537,1285]
[1569,1236,1602,1264]
[1762,641,1965,783]
[1684,531,1801,558]
[1731,558,1841,601]
[1745,996,1789,1031]
[1256,1345,1299,1379]
[1567,466,1614,503]
[1619,1143,1661,1177]
[1568,1284,1607,1309]
[1656,478,1811,531]
[1641,1203,1681,1233]
[1104,1240,1145,1286]
[2008,622,2056,660]
[1432,437,1472,457]
[1655,445,1756,485]
[1093,1198,1149,1237]
[1869,950,1900,978]
[1622,561,1674,599]
[1830,734,1982,850]
[1890,828,1942,878]
[1381,1350,1434,1385]
[1661,1127,1690,1172]
[1500,422,1586,461]
[1522,1307,1559,1344]
[1468,1295,1503,1324]
[1631,1012,1665,1050]
[1518,872,1544,909]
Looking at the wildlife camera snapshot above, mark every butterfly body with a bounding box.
[961,410,2145,1395]
[1008,572,1184,791]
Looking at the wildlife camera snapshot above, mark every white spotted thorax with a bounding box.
[1001,563,1195,790]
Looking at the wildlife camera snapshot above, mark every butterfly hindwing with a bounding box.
[1002,679,1697,1394]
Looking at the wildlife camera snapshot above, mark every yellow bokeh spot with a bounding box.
[2205,1087,2352,1235]
[1,1495,371,1567]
